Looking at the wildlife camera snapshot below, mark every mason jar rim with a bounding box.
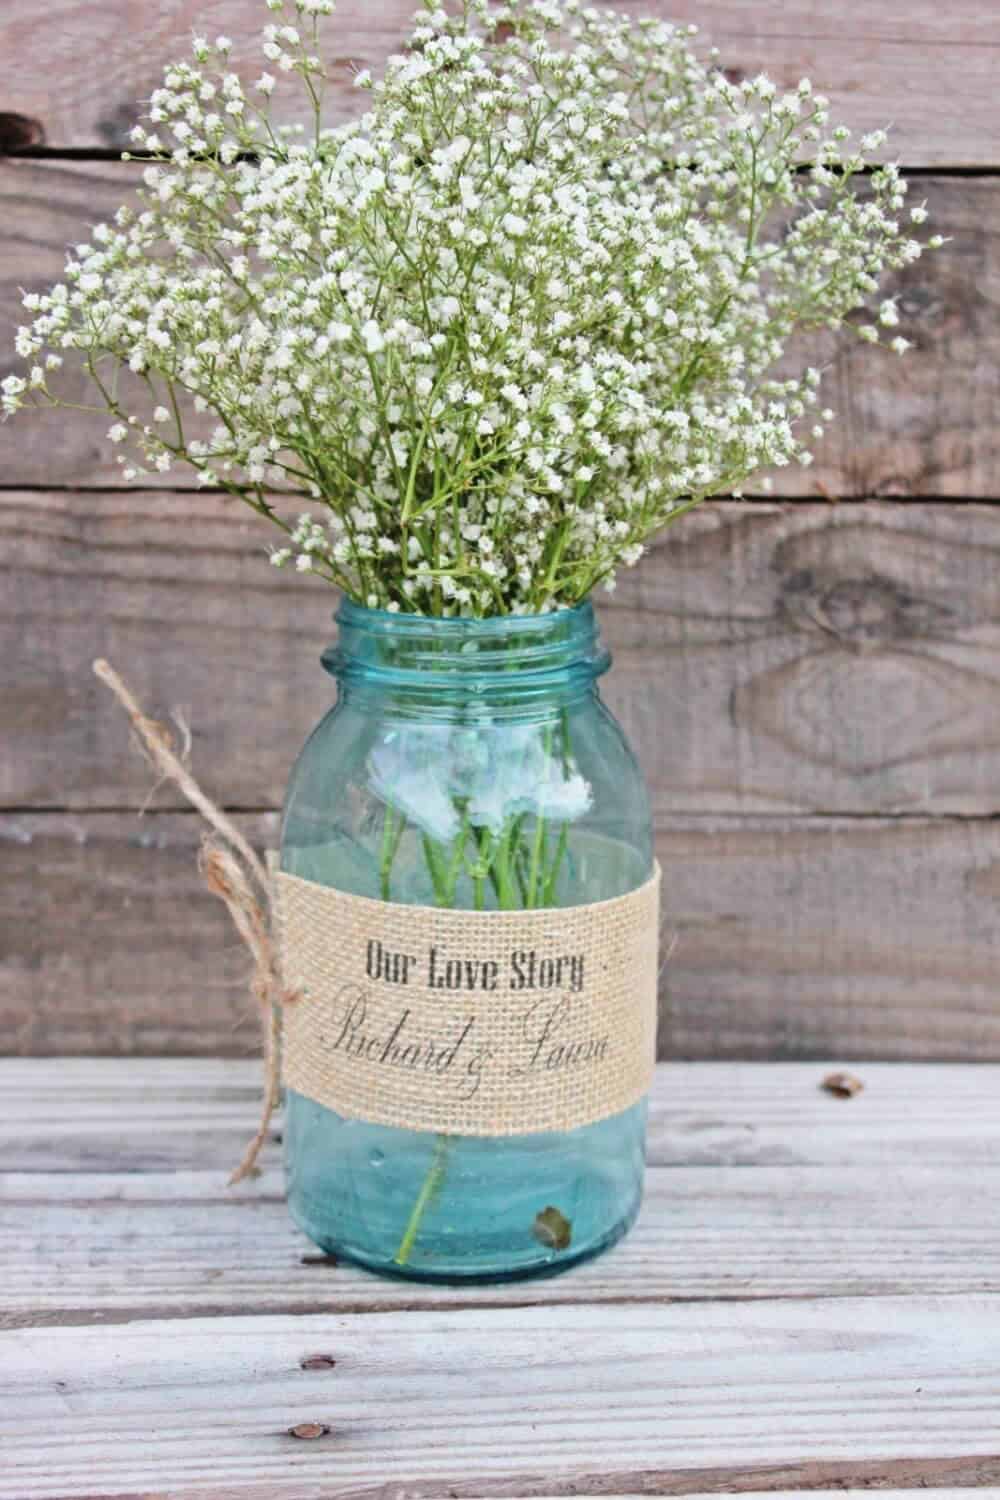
[323,597,610,696]
[334,597,595,637]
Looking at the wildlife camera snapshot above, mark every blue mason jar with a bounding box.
[280,599,654,1281]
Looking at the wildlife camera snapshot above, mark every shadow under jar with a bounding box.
[280,599,655,1283]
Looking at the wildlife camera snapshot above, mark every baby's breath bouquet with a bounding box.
[8,0,942,1280]
[6,0,936,614]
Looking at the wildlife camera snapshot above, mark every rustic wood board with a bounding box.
[3,0,996,162]
[5,1059,998,1170]
[2,1059,1000,1498]
[3,811,1000,1061]
[0,158,148,490]
[9,494,1000,816]
[1,162,995,496]
[4,1161,999,1323]
[6,1295,1000,1498]
[0,812,282,1057]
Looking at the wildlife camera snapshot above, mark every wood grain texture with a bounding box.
[7,1059,1000,1322]
[612,500,1000,816]
[9,493,1000,816]
[6,1059,999,1170]
[0,486,333,812]
[4,1059,997,1495]
[2,0,997,162]
[5,1296,1000,1498]
[1,161,995,496]
[0,812,280,1056]
[3,1161,999,1323]
[4,811,1000,1059]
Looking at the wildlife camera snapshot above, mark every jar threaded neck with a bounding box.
[323,600,609,700]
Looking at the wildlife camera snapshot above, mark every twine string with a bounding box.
[92,658,290,1183]
[92,659,270,894]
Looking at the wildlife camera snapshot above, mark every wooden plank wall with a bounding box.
[2,1,999,1059]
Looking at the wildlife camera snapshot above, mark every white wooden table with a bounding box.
[3,1059,999,1499]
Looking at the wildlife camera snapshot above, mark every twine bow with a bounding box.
[92,659,295,1183]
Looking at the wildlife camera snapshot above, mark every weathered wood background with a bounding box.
[2,1,999,1059]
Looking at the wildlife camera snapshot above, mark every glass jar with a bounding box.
[280,599,654,1282]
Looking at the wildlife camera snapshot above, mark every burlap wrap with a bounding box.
[276,866,660,1136]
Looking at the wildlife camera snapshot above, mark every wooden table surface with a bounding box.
[3,1058,999,1498]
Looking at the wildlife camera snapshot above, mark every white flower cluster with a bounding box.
[4,0,940,615]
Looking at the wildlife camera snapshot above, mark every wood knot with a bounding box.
[0,113,45,152]
[780,570,953,645]
[287,1421,331,1441]
[898,283,948,329]
[300,1353,337,1371]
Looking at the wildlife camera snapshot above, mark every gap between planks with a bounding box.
[9,485,1000,500]
[7,147,1000,175]
[12,805,1000,821]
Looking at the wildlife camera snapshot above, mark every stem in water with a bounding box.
[394,1134,451,1267]
[387,713,570,1266]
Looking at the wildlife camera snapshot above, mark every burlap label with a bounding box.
[275,866,660,1136]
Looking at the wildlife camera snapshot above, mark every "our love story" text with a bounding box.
[365,939,586,994]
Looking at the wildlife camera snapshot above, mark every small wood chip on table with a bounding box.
[3,1059,1000,1498]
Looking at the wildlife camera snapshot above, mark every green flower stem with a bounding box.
[420,832,450,906]
[394,816,466,1266]
[389,713,572,1266]
[525,812,548,910]
[541,820,570,906]
[379,805,396,901]
[379,804,407,901]
[490,816,520,910]
[392,812,522,1267]
[393,1134,450,1269]
[469,825,494,911]
[526,720,560,908]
